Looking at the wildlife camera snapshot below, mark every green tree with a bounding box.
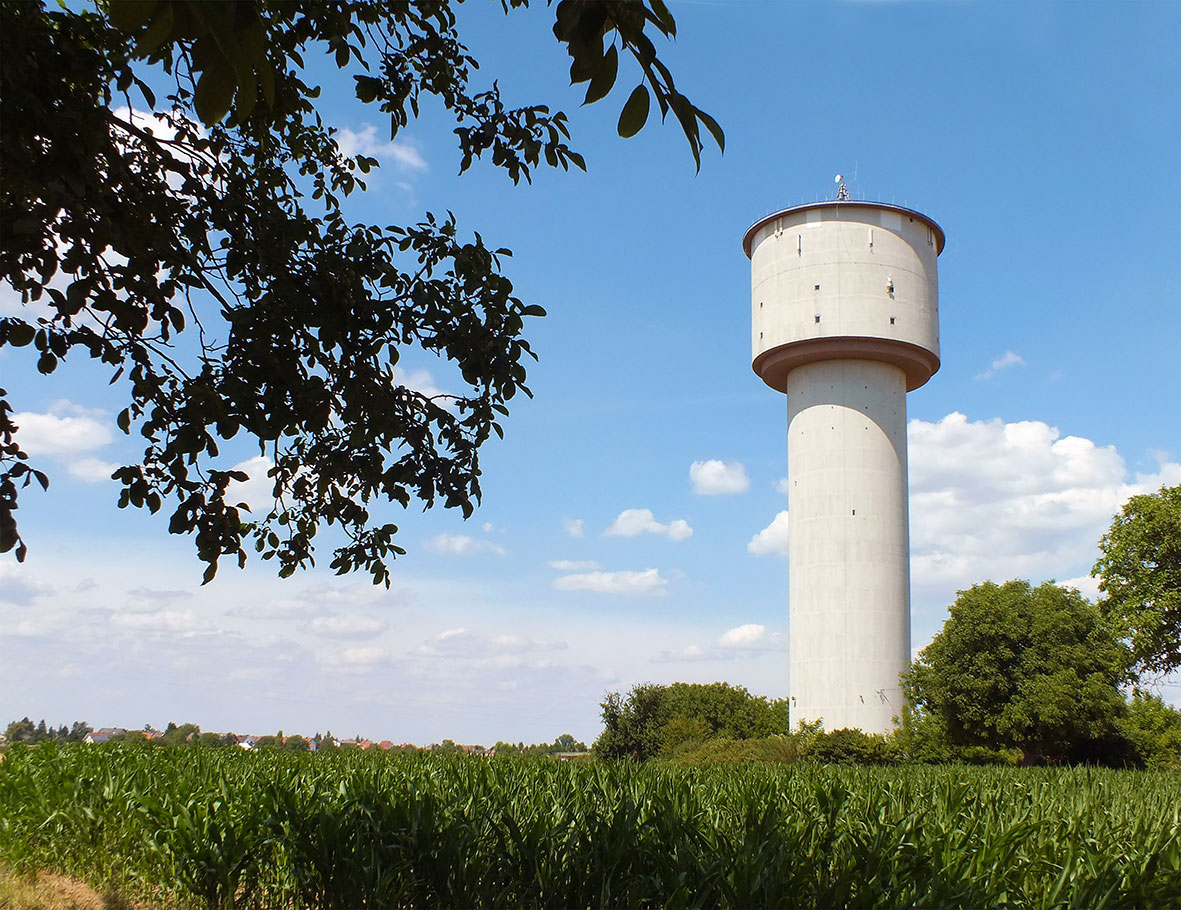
[904,580,1130,765]
[161,722,201,746]
[0,0,719,584]
[283,734,310,752]
[1116,690,1181,769]
[594,682,790,761]
[550,732,587,753]
[1093,484,1181,678]
[5,717,36,744]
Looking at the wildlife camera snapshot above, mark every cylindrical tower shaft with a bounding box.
[744,199,944,735]
[787,359,910,732]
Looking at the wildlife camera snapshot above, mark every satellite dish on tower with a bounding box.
[835,173,850,201]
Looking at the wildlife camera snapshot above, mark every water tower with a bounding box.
[743,181,945,734]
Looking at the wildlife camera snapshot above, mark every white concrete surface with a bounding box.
[786,359,910,733]
[744,201,943,734]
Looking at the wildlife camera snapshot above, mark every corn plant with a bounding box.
[2,745,1178,908]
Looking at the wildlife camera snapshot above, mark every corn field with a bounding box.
[1,744,1178,909]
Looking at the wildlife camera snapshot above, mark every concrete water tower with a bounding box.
[743,183,945,734]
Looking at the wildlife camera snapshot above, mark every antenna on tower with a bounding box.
[835,173,849,201]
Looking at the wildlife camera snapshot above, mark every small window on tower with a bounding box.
[890,316,896,325]
[814,315,821,323]
[814,284,821,291]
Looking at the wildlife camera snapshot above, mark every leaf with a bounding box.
[355,75,382,104]
[584,44,618,106]
[138,3,175,55]
[194,66,237,126]
[4,321,35,347]
[133,77,157,109]
[106,0,158,32]
[697,108,725,153]
[617,84,650,139]
[258,63,276,109]
[233,72,258,122]
[648,0,678,37]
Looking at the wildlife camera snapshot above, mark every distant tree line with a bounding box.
[489,733,589,756]
[3,718,91,744]
[1,718,588,758]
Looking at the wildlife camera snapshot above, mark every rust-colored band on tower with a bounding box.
[753,336,941,393]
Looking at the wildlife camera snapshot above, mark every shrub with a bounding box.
[804,728,898,765]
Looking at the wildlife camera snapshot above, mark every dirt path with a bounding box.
[0,868,149,910]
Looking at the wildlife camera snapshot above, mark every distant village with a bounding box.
[1,717,589,759]
[83,726,435,753]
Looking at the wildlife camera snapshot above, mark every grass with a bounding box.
[2,744,1178,908]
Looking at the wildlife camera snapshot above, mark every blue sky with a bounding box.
[3,0,1179,745]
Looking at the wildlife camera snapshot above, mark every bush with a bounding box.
[1118,691,1181,769]
[594,682,790,761]
[667,735,800,766]
[803,728,898,765]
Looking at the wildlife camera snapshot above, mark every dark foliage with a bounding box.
[0,0,720,584]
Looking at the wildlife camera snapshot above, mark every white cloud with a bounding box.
[12,408,112,456]
[605,508,693,541]
[690,460,750,495]
[227,597,327,621]
[336,646,392,667]
[426,534,507,557]
[718,623,766,648]
[491,634,568,653]
[1057,574,1102,601]
[113,105,204,146]
[126,586,192,613]
[0,619,47,638]
[335,124,427,170]
[908,412,1181,600]
[67,457,118,483]
[225,455,276,514]
[547,559,600,571]
[396,368,449,400]
[775,477,790,495]
[562,518,585,538]
[748,511,790,557]
[110,609,199,633]
[553,568,669,596]
[0,563,53,606]
[651,644,709,663]
[975,350,1025,380]
[303,615,389,638]
[417,628,568,664]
